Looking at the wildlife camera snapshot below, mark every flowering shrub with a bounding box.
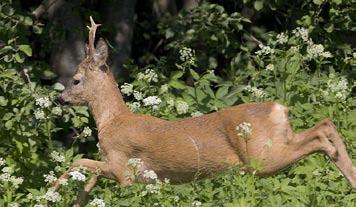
[0,0,355,206]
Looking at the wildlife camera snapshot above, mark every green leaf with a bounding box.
[189,69,200,80]
[169,80,186,89]
[216,86,229,99]
[170,71,184,80]
[18,45,32,57]
[313,0,324,5]
[254,1,264,11]
[52,82,65,91]
[14,53,25,63]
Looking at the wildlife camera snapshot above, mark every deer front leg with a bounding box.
[72,175,98,207]
[52,159,113,192]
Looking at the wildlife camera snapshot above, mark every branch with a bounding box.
[31,0,59,19]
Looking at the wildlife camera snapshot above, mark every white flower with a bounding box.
[35,97,52,108]
[9,202,19,207]
[236,122,252,138]
[50,151,65,163]
[143,170,158,180]
[255,44,275,56]
[120,83,134,95]
[353,52,356,59]
[127,102,141,112]
[10,176,24,188]
[292,27,310,42]
[34,110,45,120]
[137,69,158,83]
[244,85,267,99]
[69,170,86,181]
[145,183,161,194]
[34,204,45,207]
[51,107,62,115]
[326,76,349,101]
[266,64,274,71]
[306,43,332,60]
[82,127,92,137]
[160,84,169,93]
[167,99,175,108]
[2,166,12,174]
[58,178,68,186]
[43,171,57,184]
[89,198,106,207]
[276,32,288,44]
[127,158,143,169]
[133,91,144,101]
[143,96,162,108]
[44,188,61,203]
[191,111,203,117]
[192,200,202,207]
[175,100,189,114]
[0,157,5,166]
[0,172,11,182]
[179,47,195,63]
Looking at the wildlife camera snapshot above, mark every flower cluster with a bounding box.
[324,75,350,102]
[236,122,252,139]
[69,170,86,182]
[266,63,274,71]
[175,100,189,114]
[145,183,161,194]
[51,106,62,115]
[276,32,288,44]
[143,170,158,180]
[82,127,92,137]
[35,97,52,108]
[133,91,144,101]
[50,151,65,163]
[89,198,106,207]
[0,163,24,189]
[120,83,134,95]
[127,158,144,170]
[34,109,45,120]
[143,96,162,110]
[43,171,57,184]
[43,188,61,203]
[255,44,275,56]
[292,27,309,42]
[138,69,159,83]
[244,85,267,100]
[305,43,332,60]
[179,47,195,63]
[127,102,141,112]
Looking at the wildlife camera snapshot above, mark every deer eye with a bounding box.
[73,79,80,85]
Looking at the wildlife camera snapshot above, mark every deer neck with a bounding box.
[88,76,130,132]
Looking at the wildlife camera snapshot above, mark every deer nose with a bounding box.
[55,96,68,105]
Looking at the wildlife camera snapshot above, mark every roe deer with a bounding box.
[54,17,356,207]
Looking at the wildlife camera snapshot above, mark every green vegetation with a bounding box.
[0,0,355,206]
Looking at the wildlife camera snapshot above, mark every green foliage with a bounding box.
[0,0,355,206]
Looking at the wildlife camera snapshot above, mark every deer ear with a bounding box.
[93,38,108,66]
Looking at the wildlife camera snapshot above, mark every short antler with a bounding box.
[87,16,101,57]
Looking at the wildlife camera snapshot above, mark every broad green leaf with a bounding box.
[254,1,264,11]
[18,44,32,56]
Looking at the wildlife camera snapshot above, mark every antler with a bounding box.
[87,16,101,57]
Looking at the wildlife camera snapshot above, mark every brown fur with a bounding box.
[53,18,356,207]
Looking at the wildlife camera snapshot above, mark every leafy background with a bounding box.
[0,0,355,206]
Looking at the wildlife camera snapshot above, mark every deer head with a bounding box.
[58,17,111,105]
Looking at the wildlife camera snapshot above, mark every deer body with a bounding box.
[53,18,355,207]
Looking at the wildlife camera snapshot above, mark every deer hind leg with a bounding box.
[254,118,355,188]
